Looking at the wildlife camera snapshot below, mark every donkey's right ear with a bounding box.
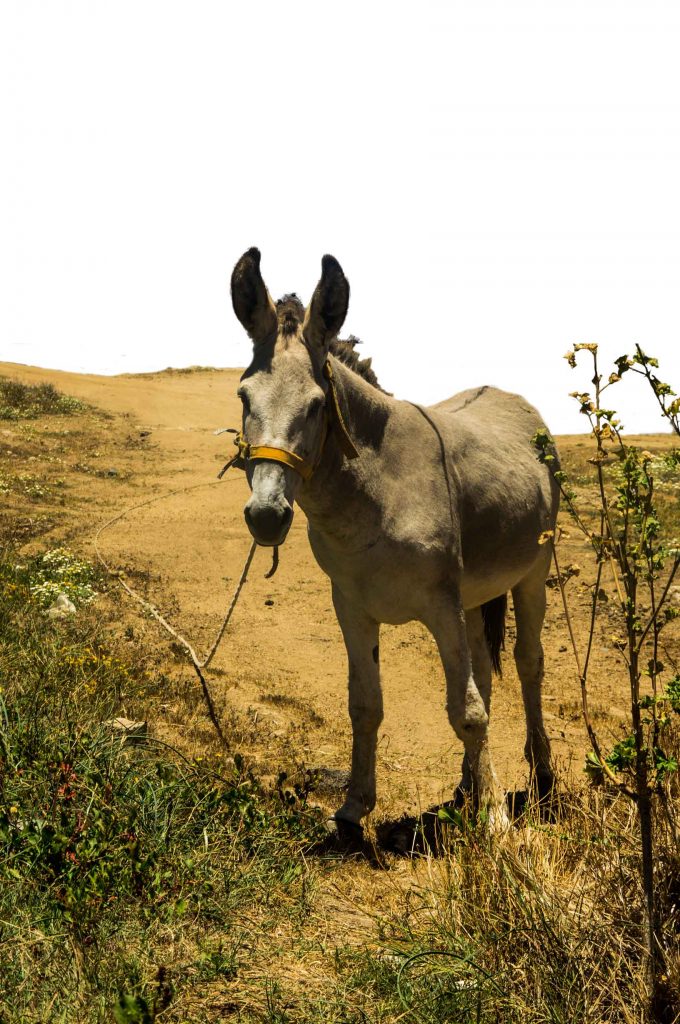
[303,255,350,353]
[231,248,278,346]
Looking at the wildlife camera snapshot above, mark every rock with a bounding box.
[107,468,118,477]
[312,767,350,794]
[46,593,76,619]
[102,717,148,743]
[668,587,680,608]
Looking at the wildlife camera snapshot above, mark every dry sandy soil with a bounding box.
[2,360,678,827]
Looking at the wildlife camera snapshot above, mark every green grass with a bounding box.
[0,376,85,420]
[0,552,325,1023]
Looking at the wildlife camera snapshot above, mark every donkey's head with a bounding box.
[231,248,350,546]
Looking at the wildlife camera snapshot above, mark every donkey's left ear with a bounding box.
[303,255,349,352]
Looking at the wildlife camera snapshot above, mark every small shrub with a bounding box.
[535,342,680,1017]
[0,376,85,420]
[24,547,99,607]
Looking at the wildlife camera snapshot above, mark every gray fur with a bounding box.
[231,250,559,829]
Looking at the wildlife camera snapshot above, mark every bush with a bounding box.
[0,376,85,420]
[21,547,100,607]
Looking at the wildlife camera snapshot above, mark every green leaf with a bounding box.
[665,675,680,713]
[438,806,464,828]
[113,994,153,1024]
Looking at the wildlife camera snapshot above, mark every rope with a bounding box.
[93,476,261,751]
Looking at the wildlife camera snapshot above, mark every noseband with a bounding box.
[225,361,359,482]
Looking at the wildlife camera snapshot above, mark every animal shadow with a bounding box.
[307,774,562,862]
[311,818,389,868]
[377,784,562,857]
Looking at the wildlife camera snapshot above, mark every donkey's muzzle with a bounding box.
[244,497,293,547]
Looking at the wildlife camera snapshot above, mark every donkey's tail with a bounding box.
[481,594,507,676]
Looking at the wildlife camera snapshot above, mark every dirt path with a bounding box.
[3,361,674,823]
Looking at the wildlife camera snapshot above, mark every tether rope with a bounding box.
[93,476,261,751]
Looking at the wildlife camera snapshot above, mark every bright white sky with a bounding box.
[1,0,679,433]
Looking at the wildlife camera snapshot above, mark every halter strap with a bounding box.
[235,440,317,481]
[230,358,359,481]
[323,360,360,461]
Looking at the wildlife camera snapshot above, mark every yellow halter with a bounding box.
[228,360,359,482]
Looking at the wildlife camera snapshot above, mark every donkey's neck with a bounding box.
[325,354,391,456]
[296,356,392,535]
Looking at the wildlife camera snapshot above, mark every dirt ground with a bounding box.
[2,360,678,824]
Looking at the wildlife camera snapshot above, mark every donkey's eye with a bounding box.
[306,397,324,420]
[238,390,250,414]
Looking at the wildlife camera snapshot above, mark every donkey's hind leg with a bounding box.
[427,596,507,828]
[458,607,493,794]
[512,553,554,796]
[332,584,383,827]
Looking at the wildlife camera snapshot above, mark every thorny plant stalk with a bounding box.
[551,540,631,794]
[535,343,680,1017]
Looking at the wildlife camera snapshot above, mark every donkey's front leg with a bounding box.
[332,584,383,827]
[427,596,506,826]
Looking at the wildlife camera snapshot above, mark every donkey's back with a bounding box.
[430,384,559,609]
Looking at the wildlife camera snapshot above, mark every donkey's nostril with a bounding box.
[244,500,293,546]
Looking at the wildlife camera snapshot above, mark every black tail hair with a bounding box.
[481,594,507,675]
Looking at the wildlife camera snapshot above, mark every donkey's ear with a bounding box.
[231,247,278,346]
[303,255,350,352]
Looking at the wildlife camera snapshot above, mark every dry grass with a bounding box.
[238,785,680,1023]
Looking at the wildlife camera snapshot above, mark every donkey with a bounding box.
[230,248,559,830]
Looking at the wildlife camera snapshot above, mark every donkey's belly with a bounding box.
[459,523,551,607]
[309,518,547,624]
[459,562,539,609]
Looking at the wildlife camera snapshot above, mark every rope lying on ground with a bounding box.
[93,478,262,751]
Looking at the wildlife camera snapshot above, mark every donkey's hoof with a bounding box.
[328,816,365,851]
[533,775,560,821]
[534,773,557,803]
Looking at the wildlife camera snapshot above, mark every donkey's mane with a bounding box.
[276,294,305,336]
[330,337,384,392]
[275,293,384,391]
